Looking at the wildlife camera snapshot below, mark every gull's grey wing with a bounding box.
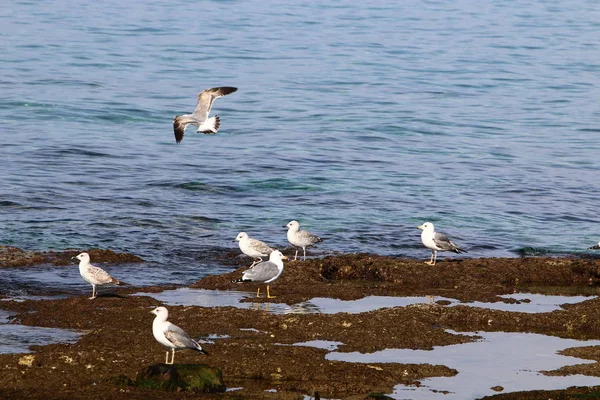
[248,237,274,255]
[297,229,322,246]
[164,322,196,349]
[173,116,193,143]
[242,261,279,283]
[192,86,238,120]
[433,232,465,253]
[87,265,117,284]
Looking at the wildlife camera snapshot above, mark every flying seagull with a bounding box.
[72,252,128,299]
[234,232,275,267]
[173,86,238,143]
[417,222,467,266]
[233,250,287,298]
[151,306,208,365]
[284,220,323,261]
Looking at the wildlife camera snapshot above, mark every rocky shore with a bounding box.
[2,247,600,399]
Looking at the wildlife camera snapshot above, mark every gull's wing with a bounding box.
[192,86,238,120]
[164,322,197,349]
[242,261,279,283]
[433,231,466,253]
[173,116,192,143]
[87,264,117,284]
[298,229,322,245]
[247,237,274,256]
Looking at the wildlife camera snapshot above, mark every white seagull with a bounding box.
[234,232,275,266]
[417,222,467,266]
[151,306,208,365]
[72,252,127,299]
[233,250,288,298]
[284,220,322,261]
[173,86,238,143]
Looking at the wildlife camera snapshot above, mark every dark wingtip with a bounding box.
[199,348,209,355]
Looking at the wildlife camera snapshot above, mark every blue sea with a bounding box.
[1,0,599,284]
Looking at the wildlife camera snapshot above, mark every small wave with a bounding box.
[0,200,22,207]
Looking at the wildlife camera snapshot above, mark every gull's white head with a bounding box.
[235,232,248,242]
[73,252,90,263]
[151,306,169,318]
[418,222,435,232]
[269,250,288,262]
[285,220,300,230]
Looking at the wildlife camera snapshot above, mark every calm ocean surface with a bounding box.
[1,0,600,285]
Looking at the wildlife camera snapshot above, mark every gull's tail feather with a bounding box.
[452,247,467,254]
[112,278,129,286]
[191,339,208,355]
[198,116,220,134]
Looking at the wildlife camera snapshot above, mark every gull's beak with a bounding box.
[282,225,288,229]
[281,255,289,261]
[417,225,424,230]
[71,256,77,260]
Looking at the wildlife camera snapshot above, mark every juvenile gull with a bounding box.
[284,220,323,261]
[151,306,208,365]
[589,242,600,250]
[72,252,128,299]
[173,86,238,143]
[234,232,275,266]
[233,250,288,298]
[417,222,467,266]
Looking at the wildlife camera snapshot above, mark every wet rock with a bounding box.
[491,385,504,391]
[133,363,225,393]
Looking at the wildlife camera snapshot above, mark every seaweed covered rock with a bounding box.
[134,363,226,393]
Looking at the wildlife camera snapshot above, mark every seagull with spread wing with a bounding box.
[173,86,238,143]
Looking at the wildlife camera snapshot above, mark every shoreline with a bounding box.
[2,248,600,399]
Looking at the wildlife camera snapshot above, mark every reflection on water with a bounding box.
[327,330,600,400]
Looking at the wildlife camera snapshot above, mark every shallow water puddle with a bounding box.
[142,288,594,315]
[469,293,594,313]
[0,309,82,354]
[327,330,600,400]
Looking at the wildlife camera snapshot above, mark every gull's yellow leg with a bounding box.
[256,287,261,298]
[266,285,276,299]
[425,252,434,265]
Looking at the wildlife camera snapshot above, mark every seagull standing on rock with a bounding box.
[72,252,128,299]
[233,250,288,299]
[284,220,322,261]
[417,222,467,266]
[151,306,208,365]
[173,86,238,143]
[234,232,274,267]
